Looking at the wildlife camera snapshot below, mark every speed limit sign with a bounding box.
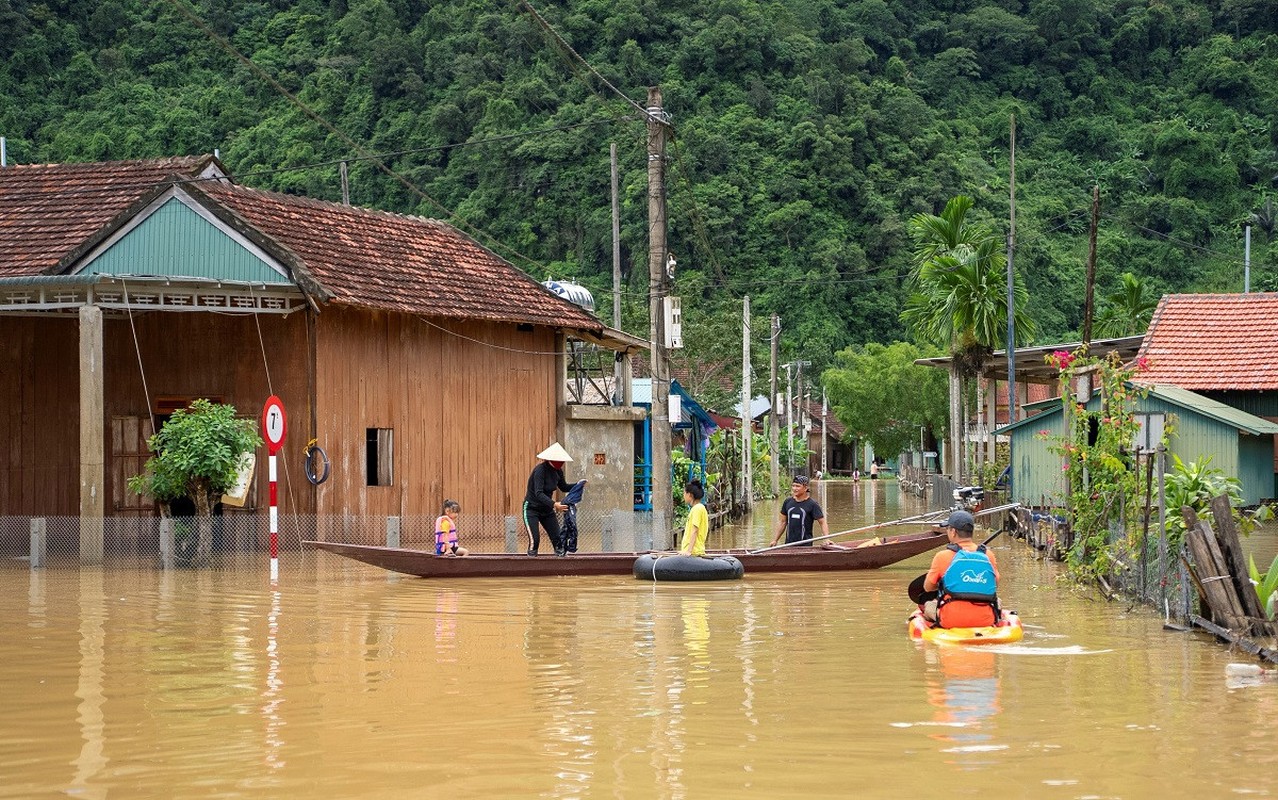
[262,396,287,454]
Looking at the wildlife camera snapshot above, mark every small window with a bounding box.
[366,428,393,486]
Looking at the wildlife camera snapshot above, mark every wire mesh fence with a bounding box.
[2,509,670,571]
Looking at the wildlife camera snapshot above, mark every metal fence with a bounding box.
[2,508,673,570]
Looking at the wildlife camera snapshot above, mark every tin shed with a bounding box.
[998,384,1278,507]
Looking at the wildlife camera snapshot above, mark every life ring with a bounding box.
[304,439,330,485]
[633,554,744,581]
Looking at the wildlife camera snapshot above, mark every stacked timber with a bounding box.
[1182,497,1277,637]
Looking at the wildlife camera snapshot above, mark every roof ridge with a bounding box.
[205,180,448,227]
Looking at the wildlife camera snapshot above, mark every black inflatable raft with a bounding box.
[632,553,745,581]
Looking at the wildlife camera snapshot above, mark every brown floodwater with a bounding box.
[4,481,1278,799]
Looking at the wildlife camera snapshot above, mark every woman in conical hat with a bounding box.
[523,442,578,556]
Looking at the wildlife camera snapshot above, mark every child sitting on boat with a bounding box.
[435,500,470,557]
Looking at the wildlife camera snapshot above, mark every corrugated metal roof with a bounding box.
[996,382,1278,436]
[1142,383,1278,436]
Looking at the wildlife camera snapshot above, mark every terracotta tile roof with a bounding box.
[1137,293,1278,390]
[0,156,601,331]
[0,157,214,277]
[194,181,600,330]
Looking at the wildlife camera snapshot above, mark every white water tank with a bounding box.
[542,280,595,313]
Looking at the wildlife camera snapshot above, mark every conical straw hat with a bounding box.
[536,442,573,462]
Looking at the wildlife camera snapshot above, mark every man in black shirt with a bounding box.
[769,475,829,547]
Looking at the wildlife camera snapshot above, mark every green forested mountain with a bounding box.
[3,0,1277,391]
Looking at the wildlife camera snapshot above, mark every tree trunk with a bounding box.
[948,364,962,480]
[193,487,214,566]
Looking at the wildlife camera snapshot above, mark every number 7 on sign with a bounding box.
[261,396,287,580]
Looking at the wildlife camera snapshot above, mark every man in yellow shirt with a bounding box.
[680,480,710,556]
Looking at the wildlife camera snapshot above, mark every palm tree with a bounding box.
[1095,272,1158,337]
[901,196,1035,479]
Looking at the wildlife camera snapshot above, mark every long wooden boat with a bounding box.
[303,529,947,579]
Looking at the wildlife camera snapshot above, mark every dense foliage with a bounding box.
[823,340,947,456]
[4,0,1278,405]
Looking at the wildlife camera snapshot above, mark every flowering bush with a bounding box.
[1041,350,1152,581]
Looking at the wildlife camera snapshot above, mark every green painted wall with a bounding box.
[1008,407,1068,507]
[84,197,288,284]
[1008,392,1277,507]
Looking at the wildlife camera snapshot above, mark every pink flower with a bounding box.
[1135,356,1150,372]
[1048,350,1076,370]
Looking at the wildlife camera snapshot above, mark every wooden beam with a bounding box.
[1190,616,1278,665]
[1209,494,1276,634]
[79,305,104,564]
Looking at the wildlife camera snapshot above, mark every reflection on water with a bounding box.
[3,482,1278,798]
[72,570,107,800]
[922,646,1002,764]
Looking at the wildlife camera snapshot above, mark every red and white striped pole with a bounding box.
[262,396,287,581]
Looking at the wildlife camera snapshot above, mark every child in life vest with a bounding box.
[435,500,470,556]
[921,510,999,627]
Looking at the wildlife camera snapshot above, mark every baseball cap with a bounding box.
[943,510,975,532]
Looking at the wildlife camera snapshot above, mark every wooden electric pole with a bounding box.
[1082,184,1100,346]
[646,86,673,547]
[769,314,780,497]
[741,295,751,509]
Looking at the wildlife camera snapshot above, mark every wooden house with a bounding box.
[0,156,641,559]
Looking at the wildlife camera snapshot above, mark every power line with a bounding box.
[0,118,632,204]
[517,0,655,122]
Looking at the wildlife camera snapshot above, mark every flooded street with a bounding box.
[4,481,1278,798]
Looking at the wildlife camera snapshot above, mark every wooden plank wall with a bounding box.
[0,317,80,516]
[0,310,312,521]
[314,306,557,536]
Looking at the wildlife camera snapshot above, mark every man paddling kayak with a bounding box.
[919,510,1001,628]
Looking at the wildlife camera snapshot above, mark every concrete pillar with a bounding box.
[385,516,400,548]
[29,518,46,568]
[79,305,104,565]
[649,509,665,551]
[505,516,519,553]
[159,517,174,569]
[601,513,614,552]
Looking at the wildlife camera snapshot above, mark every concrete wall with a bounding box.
[562,404,647,515]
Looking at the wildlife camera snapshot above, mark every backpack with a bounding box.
[939,544,997,604]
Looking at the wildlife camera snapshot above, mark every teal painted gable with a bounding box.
[81,197,289,284]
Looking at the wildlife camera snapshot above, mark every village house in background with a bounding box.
[0,156,643,560]
[995,294,1278,508]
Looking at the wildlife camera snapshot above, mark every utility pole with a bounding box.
[1245,224,1252,294]
[785,363,793,476]
[769,314,780,497]
[646,87,673,547]
[796,362,806,477]
[821,388,828,478]
[741,296,751,509]
[339,161,350,206]
[1006,114,1018,429]
[611,142,623,401]
[1082,184,1099,346]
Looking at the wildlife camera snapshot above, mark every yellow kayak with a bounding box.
[908,610,1023,645]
